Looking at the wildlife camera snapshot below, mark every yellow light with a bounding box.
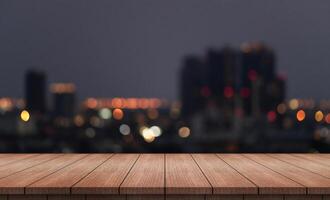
[142,128,155,143]
[314,111,324,122]
[20,110,30,122]
[289,99,299,110]
[178,127,190,138]
[296,110,306,122]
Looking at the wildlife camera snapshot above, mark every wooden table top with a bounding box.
[0,154,329,196]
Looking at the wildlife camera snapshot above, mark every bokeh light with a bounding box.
[314,111,324,122]
[178,127,190,138]
[296,110,306,122]
[113,108,124,120]
[20,110,30,122]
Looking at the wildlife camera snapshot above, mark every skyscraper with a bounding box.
[240,43,276,116]
[180,55,206,118]
[25,70,47,114]
[50,83,76,118]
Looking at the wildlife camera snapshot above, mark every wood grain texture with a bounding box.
[192,154,257,194]
[0,154,60,180]
[218,154,304,195]
[120,154,164,195]
[245,154,330,194]
[0,154,37,167]
[85,195,125,200]
[166,195,205,200]
[206,195,243,200]
[127,195,164,200]
[7,195,46,200]
[0,154,87,194]
[284,195,322,200]
[243,195,283,200]
[47,195,85,200]
[26,154,112,195]
[166,154,212,195]
[293,154,330,167]
[271,154,330,178]
[73,154,139,194]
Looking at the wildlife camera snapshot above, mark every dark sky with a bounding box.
[1,0,330,100]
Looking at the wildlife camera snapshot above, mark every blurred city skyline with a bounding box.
[1,0,330,100]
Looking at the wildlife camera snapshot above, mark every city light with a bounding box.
[289,99,299,110]
[314,111,324,122]
[267,111,276,123]
[50,83,76,94]
[296,110,306,122]
[276,103,286,114]
[178,127,190,138]
[240,88,250,98]
[113,108,124,120]
[99,108,112,120]
[74,115,85,127]
[325,114,330,124]
[119,124,130,135]
[20,110,30,122]
[248,69,257,81]
[150,126,162,137]
[224,86,234,98]
[142,128,155,143]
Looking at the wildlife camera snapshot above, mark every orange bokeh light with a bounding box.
[113,108,124,120]
[296,110,306,122]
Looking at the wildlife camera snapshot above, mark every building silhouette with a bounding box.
[25,69,47,114]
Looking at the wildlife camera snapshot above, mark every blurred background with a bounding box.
[1,0,330,153]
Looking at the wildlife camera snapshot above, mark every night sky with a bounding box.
[1,0,330,100]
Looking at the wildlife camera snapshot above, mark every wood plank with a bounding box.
[284,195,322,200]
[120,154,164,195]
[127,195,164,200]
[206,195,243,200]
[192,154,257,194]
[245,154,330,194]
[0,154,87,194]
[166,154,212,195]
[293,154,330,167]
[0,154,60,179]
[7,195,46,200]
[243,195,283,200]
[166,195,204,200]
[47,195,85,200]
[86,195,125,200]
[26,154,112,195]
[271,154,330,178]
[0,154,37,167]
[217,154,304,195]
[73,154,139,194]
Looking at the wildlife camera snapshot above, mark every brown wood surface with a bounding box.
[165,154,212,195]
[0,154,37,167]
[192,154,257,194]
[0,154,60,179]
[0,154,87,194]
[0,154,328,197]
[73,154,139,194]
[217,154,305,195]
[245,154,330,194]
[294,154,330,167]
[120,154,164,194]
[270,154,330,178]
[26,154,112,194]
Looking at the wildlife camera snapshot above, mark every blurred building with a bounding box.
[180,55,206,118]
[25,70,47,114]
[50,83,76,118]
